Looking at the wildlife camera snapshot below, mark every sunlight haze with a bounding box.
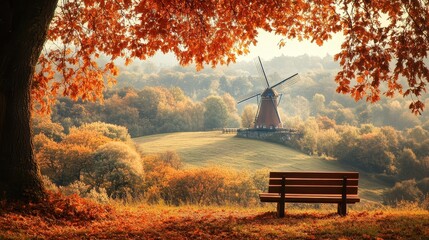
[150,30,344,66]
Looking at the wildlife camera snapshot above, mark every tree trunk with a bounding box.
[0,0,58,202]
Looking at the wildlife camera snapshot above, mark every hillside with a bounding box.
[134,131,388,202]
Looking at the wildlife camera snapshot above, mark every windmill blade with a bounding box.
[257,56,270,87]
[275,74,301,93]
[282,75,301,88]
[237,93,261,104]
[271,73,298,89]
[269,96,282,125]
[253,59,265,84]
[277,94,283,106]
[253,58,268,88]
[254,99,261,125]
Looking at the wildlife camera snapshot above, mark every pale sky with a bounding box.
[238,30,344,60]
[149,30,344,66]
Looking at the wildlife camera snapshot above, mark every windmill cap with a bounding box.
[261,88,278,97]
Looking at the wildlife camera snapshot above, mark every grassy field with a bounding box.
[134,131,389,202]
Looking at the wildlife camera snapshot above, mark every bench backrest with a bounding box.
[268,171,359,195]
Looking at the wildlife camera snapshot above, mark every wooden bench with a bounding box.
[259,171,360,217]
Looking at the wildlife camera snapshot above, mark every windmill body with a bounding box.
[255,88,281,129]
[237,57,298,130]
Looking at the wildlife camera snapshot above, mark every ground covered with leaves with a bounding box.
[1,194,428,239]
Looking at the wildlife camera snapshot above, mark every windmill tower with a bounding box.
[238,57,298,130]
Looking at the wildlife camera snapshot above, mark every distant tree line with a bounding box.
[51,86,240,137]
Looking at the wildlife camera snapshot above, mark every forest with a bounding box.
[30,55,429,208]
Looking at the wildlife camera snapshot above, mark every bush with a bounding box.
[60,181,110,203]
[157,151,182,170]
[251,169,270,193]
[81,141,144,201]
[37,141,93,185]
[33,133,55,152]
[78,122,132,143]
[422,195,429,210]
[62,128,111,150]
[383,179,424,205]
[32,116,65,142]
[142,153,268,206]
[41,175,59,192]
[417,178,429,195]
[142,152,181,203]
[160,167,257,206]
[338,132,395,173]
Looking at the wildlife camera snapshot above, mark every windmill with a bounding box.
[238,57,298,130]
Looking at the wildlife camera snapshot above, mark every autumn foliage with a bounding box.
[1,198,428,239]
[33,0,429,114]
[0,191,112,222]
[33,118,268,205]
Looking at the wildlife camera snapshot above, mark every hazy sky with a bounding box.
[238,30,344,61]
[149,30,344,66]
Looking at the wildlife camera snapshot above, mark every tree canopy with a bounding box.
[35,0,429,114]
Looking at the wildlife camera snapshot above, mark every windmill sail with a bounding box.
[254,57,269,87]
[271,74,301,93]
[271,73,298,89]
[237,93,260,104]
[258,56,270,87]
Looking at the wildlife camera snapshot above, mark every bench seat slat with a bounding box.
[269,179,359,186]
[268,185,358,195]
[259,193,360,203]
[270,172,359,179]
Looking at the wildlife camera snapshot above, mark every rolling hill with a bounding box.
[134,131,389,202]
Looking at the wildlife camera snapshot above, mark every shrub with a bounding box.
[157,151,182,170]
[417,178,429,194]
[142,153,180,203]
[78,122,132,143]
[33,133,55,152]
[161,167,257,206]
[316,128,340,156]
[422,195,429,210]
[203,96,228,130]
[32,116,65,142]
[251,169,270,193]
[383,179,424,205]
[397,148,420,179]
[81,141,144,201]
[41,175,59,192]
[60,181,110,203]
[37,141,93,185]
[62,128,111,150]
[338,132,395,173]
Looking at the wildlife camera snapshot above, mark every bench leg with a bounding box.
[342,203,347,216]
[277,201,285,218]
[337,203,347,216]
